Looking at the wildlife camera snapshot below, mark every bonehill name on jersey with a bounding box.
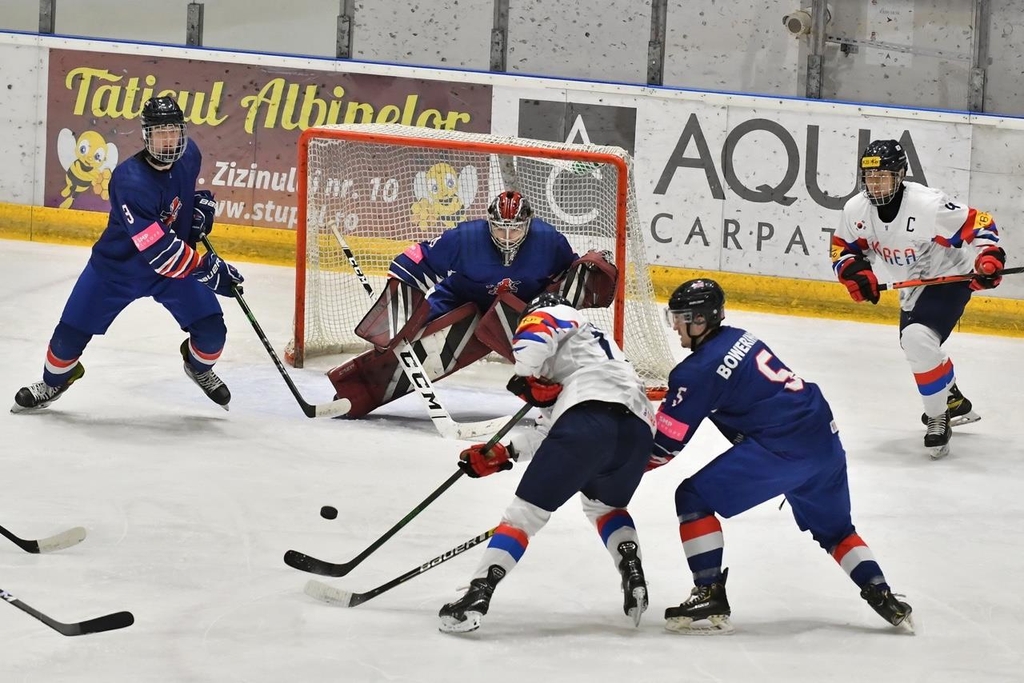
[716,332,758,379]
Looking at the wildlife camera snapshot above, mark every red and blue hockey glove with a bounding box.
[506,374,562,408]
[459,442,514,478]
[971,246,1005,291]
[837,257,880,304]
[190,190,217,244]
[193,252,244,297]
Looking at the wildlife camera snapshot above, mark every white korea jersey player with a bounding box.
[507,303,656,457]
[832,181,999,310]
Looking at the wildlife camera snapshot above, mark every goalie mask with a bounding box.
[487,190,533,266]
[141,96,187,165]
[859,139,907,207]
[665,278,725,340]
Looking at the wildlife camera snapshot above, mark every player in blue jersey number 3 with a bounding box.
[649,278,914,635]
[12,96,244,414]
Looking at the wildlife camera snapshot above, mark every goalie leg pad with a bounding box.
[473,291,526,362]
[354,279,431,351]
[327,303,492,418]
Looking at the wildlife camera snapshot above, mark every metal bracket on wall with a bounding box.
[825,35,971,62]
[186,3,204,47]
[490,0,509,72]
[647,0,667,86]
[337,0,355,59]
[38,0,55,34]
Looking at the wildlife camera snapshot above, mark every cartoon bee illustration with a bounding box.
[411,162,478,229]
[56,128,119,209]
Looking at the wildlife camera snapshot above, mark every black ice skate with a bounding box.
[923,410,951,460]
[438,565,505,634]
[664,568,733,635]
[861,583,915,633]
[617,541,648,627]
[180,340,230,410]
[920,383,980,428]
[11,363,85,413]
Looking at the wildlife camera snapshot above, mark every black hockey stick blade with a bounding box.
[303,528,495,608]
[284,404,529,576]
[199,236,350,419]
[0,524,87,554]
[0,588,134,636]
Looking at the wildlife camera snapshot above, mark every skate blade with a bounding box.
[438,611,483,634]
[950,411,980,427]
[10,401,51,413]
[626,586,648,627]
[896,612,916,634]
[664,614,734,635]
[928,443,951,460]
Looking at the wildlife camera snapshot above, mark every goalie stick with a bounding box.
[879,265,1024,291]
[0,587,134,636]
[328,221,515,439]
[0,524,86,554]
[200,236,350,418]
[284,403,530,577]
[303,528,494,608]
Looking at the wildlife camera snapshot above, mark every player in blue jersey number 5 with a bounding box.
[12,96,244,414]
[649,278,914,635]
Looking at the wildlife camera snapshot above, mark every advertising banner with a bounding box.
[43,48,493,229]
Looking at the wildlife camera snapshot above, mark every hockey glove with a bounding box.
[971,246,1005,291]
[506,374,562,408]
[190,190,217,244]
[458,442,515,478]
[837,257,880,304]
[193,252,244,297]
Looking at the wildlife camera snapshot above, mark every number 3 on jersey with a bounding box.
[755,349,804,391]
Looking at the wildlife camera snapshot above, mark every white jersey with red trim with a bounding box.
[831,181,1000,310]
[506,303,655,460]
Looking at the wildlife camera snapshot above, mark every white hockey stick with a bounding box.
[328,222,515,439]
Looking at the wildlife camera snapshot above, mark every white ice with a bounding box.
[2,239,1023,683]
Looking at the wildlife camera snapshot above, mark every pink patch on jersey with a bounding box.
[132,222,166,251]
[402,243,425,263]
[656,410,690,441]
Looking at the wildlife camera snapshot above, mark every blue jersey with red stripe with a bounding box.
[387,218,576,319]
[89,139,203,282]
[654,326,836,460]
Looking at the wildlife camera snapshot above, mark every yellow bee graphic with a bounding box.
[411,162,478,229]
[56,128,119,209]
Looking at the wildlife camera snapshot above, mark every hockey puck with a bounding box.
[320,505,338,520]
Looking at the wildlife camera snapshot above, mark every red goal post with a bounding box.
[286,124,673,391]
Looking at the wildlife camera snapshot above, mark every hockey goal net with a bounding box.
[286,124,674,388]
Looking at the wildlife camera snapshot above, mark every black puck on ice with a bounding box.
[320,505,338,520]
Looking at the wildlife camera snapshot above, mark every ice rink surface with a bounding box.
[2,239,1023,683]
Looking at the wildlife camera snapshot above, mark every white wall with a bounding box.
[3,1,1024,114]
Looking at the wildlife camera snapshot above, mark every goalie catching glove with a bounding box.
[459,442,516,478]
[506,374,562,408]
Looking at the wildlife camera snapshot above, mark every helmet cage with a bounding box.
[488,191,533,265]
[859,140,907,207]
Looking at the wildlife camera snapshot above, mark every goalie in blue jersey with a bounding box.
[11,96,244,414]
[327,190,620,418]
[649,278,915,636]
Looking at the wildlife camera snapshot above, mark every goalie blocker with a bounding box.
[328,250,617,418]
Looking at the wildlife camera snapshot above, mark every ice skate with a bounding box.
[616,541,648,627]
[923,410,951,460]
[11,363,85,413]
[920,383,980,428]
[180,340,230,410]
[861,582,915,634]
[438,565,505,634]
[664,568,734,635]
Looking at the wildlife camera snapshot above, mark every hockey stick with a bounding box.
[0,524,86,554]
[200,236,350,418]
[0,587,134,636]
[879,266,1024,291]
[328,222,515,439]
[283,402,530,577]
[303,528,495,607]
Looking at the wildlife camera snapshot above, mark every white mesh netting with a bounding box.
[288,124,673,386]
